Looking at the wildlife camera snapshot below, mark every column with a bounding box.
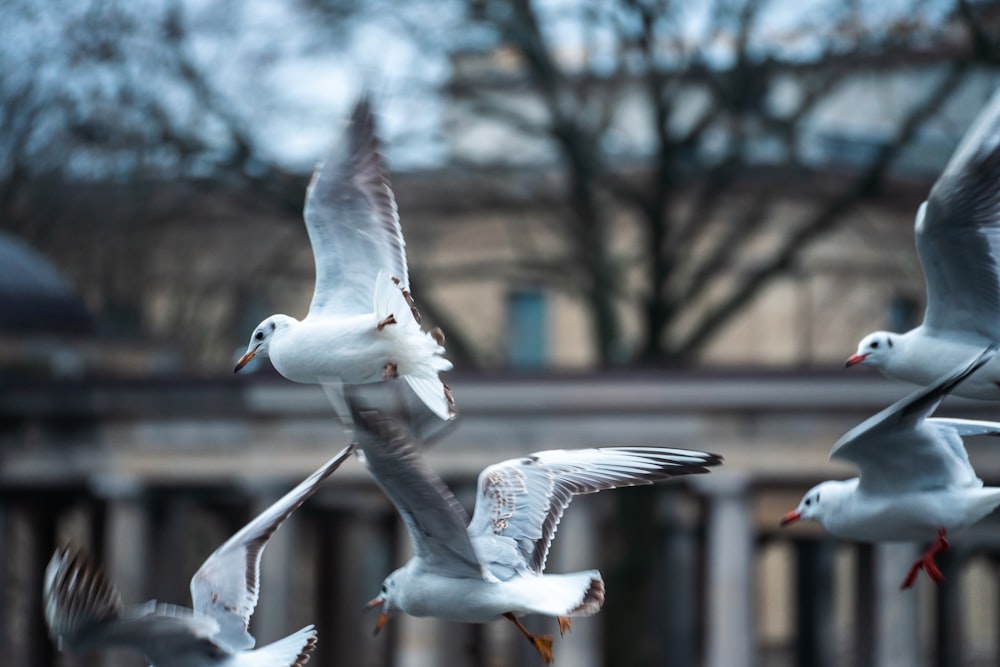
[698,472,755,667]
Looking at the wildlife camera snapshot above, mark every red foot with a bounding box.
[900,528,950,590]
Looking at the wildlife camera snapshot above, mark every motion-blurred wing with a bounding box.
[917,90,1000,338]
[304,96,408,318]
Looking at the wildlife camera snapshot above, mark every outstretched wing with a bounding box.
[347,383,485,579]
[831,345,997,494]
[304,96,408,318]
[917,89,1000,338]
[467,446,723,574]
[190,443,356,650]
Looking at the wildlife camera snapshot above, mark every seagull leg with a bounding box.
[557,616,572,637]
[376,314,397,332]
[503,612,554,665]
[900,528,950,589]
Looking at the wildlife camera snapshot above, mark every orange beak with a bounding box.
[844,353,868,368]
[779,510,801,527]
[366,597,389,636]
[233,345,260,373]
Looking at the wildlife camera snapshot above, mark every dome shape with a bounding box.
[0,231,92,333]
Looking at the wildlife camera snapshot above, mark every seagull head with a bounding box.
[780,480,849,527]
[234,315,295,373]
[366,570,400,636]
[846,331,895,369]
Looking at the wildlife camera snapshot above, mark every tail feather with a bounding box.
[508,571,606,618]
[568,576,605,617]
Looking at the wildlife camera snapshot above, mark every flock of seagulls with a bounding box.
[41,87,1000,665]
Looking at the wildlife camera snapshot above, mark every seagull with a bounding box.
[782,345,1000,589]
[43,443,356,666]
[234,96,454,422]
[846,90,1000,398]
[346,384,722,665]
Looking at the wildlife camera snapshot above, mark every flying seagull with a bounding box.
[44,443,356,665]
[846,90,1000,398]
[347,384,722,664]
[784,345,1000,588]
[234,96,454,422]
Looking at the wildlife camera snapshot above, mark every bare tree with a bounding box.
[441,0,1000,367]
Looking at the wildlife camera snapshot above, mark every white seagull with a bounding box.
[43,443,356,666]
[234,96,454,422]
[783,345,1000,589]
[347,385,722,665]
[846,90,1000,398]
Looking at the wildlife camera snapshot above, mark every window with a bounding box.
[507,289,546,369]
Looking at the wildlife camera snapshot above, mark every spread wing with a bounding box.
[189,443,356,650]
[347,383,485,579]
[303,96,408,318]
[917,89,1000,338]
[467,446,723,575]
[831,345,997,494]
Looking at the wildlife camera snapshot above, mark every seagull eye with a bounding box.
[870,341,879,349]
[254,331,264,341]
[805,497,812,506]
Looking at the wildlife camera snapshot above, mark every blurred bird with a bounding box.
[783,345,1000,588]
[43,443,356,666]
[235,96,454,423]
[347,383,722,665]
[846,90,1000,398]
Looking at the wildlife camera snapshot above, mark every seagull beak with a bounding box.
[233,345,260,373]
[365,597,390,636]
[779,510,802,527]
[844,353,868,368]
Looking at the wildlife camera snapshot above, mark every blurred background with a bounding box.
[5,0,1000,665]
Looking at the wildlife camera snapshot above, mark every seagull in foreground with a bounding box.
[347,385,722,665]
[234,96,454,422]
[44,443,356,666]
[846,90,1000,398]
[783,345,1000,589]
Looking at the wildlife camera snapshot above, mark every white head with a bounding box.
[366,569,402,636]
[780,480,852,528]
[846,331,897,370]
[233,315,296,373]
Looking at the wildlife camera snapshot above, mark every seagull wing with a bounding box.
[831,345,997,494]
[347,384,485,579]
[189,443,356,650]
[304,96,408,318]
[467,446,723,575]
[917,90,1000,338]
[44,546,224,663]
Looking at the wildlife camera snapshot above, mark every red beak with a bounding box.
[779,510,801,527]
[233,345,260,373]
[366,597,389,636]
[844,353,868,368]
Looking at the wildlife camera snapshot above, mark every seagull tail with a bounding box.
[240,625,318,667]
[508,570,606,618]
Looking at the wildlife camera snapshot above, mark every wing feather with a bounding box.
[304,96,409,318]
[189,443,356,650]
[468,447,723,574]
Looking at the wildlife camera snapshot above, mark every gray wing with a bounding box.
[347,383,485,579]
[831,345,997,494]
[44,546,223,662]
[467,446,723,575]
[917,90,1000,338]
[304,95,408,318]
[190,443,356,651]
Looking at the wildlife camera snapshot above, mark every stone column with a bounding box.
[873,542,922,667]
[698,473,755,667]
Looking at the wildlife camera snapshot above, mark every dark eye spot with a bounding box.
[887,337,893,348]
[254,331,264,341]
[816,493,820,503]
[870,341,879,349]
[805,498,812,506]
